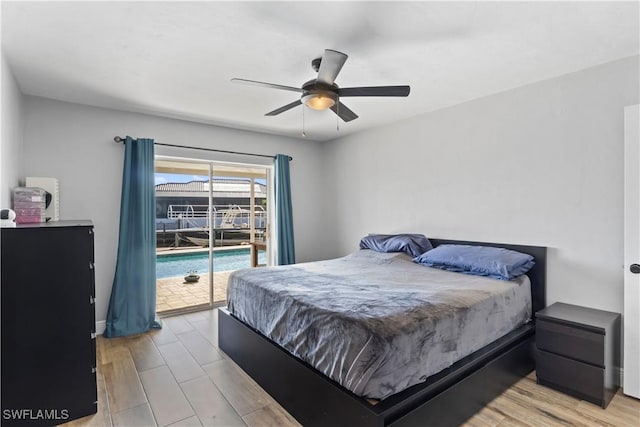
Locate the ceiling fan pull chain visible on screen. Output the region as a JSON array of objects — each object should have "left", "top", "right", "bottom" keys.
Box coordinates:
[
  {"left": 337, "top": 101, "right": 340, "bottom": 132},
  {"left": 302, "top": 105, "right": 307, "bottom": 138}
]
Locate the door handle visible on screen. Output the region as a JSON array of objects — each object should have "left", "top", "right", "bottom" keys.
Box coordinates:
[{"left": 630, "top": 264, "right": 640, "bottom": 274}]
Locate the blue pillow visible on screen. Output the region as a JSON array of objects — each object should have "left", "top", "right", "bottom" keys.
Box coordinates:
[
  {"left": 359, "top": 234, "right": 433, "bottom": 257},
  {"left": 413, "top": 244, "right": 535, "bottom": 280}
]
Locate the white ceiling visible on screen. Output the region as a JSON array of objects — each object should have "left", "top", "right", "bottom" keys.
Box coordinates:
[{"left": 2, "top": 1, "right": 638, "bottom": 142}]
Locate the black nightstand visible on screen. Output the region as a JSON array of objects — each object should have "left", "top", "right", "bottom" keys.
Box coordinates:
[{"left": 535, "top": 302, "right": 620, "bottom": 408}]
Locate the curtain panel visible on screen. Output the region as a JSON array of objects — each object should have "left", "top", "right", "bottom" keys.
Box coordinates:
[
  {"left": 274, "top": 154, "right": 295, "bottom": 265},
  {"left": 104, "top": 136, "right": 161, "bottom": 337}
]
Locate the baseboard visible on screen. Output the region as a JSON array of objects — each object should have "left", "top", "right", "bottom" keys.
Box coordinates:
[
  {"left": 95, "top": 320, "right": 106, "bottom": 335},
  {"left": 617, "top": 367, "right": 624, "bottom": 387}
]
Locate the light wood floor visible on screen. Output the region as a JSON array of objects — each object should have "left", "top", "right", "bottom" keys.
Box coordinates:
[{"left": 64, "top": 309, "right": 640, "bottom": 427}]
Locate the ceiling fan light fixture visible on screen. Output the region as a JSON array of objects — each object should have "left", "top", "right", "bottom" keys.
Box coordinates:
[{"left": 302, "top": 91, "right": 337, "bottom": 110}]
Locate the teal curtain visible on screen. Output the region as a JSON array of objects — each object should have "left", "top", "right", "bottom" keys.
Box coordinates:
[
  {"left": 104, "top": 136, "right": 162, "bottom": 338},
  {"left": 274, "top": 154, "right": 295, "bottom": 265}
]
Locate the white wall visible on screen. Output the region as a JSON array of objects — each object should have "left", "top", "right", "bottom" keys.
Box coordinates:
[
  {"left": 324, "top": 55, "right": 640, "bottom": 316},
  {"left": 1, "top": 53, "right": 24, "bottom": 208},
  {"left": 19, "top": 55, "right": 639, "bottom": 329},
  {"left": 22, "top": 97, "right": 329, "bottom": 327}
]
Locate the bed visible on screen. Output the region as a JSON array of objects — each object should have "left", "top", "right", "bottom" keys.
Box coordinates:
[{"left": 219, "top": 238, "right": 546, "bottom": 426}]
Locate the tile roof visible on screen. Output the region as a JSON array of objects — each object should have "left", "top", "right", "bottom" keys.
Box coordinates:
[{"left": 156, "top": 179, "right": 267, "bottom": 195}]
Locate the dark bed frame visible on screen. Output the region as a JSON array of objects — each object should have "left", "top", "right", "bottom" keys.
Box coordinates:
[{"left": 219, "top": 239, "right": 547, "bottom": 427}]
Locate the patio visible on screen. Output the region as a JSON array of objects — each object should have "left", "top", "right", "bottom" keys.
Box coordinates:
[
  {"left": 155, "top": 241, "right": 267, "bottom": 313},
  {"left": 156, "top": 271, "right": 231, "bottom": 313}
]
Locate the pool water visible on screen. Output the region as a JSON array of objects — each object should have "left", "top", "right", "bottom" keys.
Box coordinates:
[{"left": 156, "top": 249, "right": 266, "bottom": 279}]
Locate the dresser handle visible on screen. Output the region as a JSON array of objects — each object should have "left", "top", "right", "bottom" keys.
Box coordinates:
[{"left": 630, "top": 264, "right": 640, "bottom": 274}]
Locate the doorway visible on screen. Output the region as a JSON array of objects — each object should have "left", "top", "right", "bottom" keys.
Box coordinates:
[
  {"left": 624, "top": 104, "right": 640, "bottom": 398},
  {"left": 154, "top": 157, "right": 271, "bottom": 315}
]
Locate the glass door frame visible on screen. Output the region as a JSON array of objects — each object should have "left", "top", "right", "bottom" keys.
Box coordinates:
[
  {"left": 155, "top": 154, "right": 274, "bottom": 316},
  {"left": 154, "top": 157, "right": 215, "bottom": 317}
]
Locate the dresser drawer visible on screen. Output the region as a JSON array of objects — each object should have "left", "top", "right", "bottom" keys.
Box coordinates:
[
  {"left": 536, "top": 350, "right": 604, "bottom": 405},
  {"left": 536, "top": 319, "right": 604, "bottom": 366}
]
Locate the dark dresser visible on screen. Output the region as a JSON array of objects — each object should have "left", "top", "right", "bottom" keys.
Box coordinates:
[
  {"left": 535, "top": 302, "right": 620, "bottom": 408},
  {"left": 1, "top": 220, "right": 97, "bottom": 426}
]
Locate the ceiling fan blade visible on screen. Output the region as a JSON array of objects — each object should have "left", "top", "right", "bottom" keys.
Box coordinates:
[
  {"left": 231, "top": 78, "right": 303, "bottom": 93},
  {"left": 338, "top": 86, "right": 411, "bottom": 97},
  {"left": 317, "top": 49, "right": 348, "bottom": 86},
  {"left": 265, "top": 99, "right": 302, "bottom": 116},
  {"left": 330, "top": 102, "right": 358, "bottom": 122}
]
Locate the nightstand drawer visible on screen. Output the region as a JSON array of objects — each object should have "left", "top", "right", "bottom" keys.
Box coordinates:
[
  {"left": 537, "top": 319, "right": 604, "bottom": 366},
  {"left": 536, "top": 350, "right": 604, "bottom": 405}
]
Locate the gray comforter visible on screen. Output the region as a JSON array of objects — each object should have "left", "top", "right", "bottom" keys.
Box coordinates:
[{"left": 227, "top": 250, "right": 531, "bottom": 399}]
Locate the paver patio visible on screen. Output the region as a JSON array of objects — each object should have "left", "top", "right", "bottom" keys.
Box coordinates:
[{"left": 156, "top": 270, "right": 232, "bottom": 313}]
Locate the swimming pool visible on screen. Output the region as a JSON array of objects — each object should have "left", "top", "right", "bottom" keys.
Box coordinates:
[{"left": 156, "top": 249, "right": 266, "bottom": 279}]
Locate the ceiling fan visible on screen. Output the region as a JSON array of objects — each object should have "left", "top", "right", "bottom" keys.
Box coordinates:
[{"left": 231, "top": 49, "right": 410, "bottom": 122}]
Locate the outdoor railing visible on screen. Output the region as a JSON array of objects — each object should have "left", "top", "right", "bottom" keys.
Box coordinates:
[{"left": 162, "top": 204, "right": 267, "bottom": 229}]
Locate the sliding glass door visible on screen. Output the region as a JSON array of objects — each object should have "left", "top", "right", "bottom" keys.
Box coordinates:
[
  {"left": 154, "top": 157, "right": 271, "bottom": 315},
  {"left": 209, "top": 164, "right": 270, "bottom": 303}
]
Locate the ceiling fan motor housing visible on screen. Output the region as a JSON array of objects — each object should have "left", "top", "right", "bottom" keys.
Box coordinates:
[{"left": 302, "top": 79, "right": 338, "bottom": 93}]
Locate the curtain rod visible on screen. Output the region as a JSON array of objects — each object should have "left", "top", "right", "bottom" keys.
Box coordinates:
[{"left": 113, "top": 136, "right": 292, "bottom": 161}]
